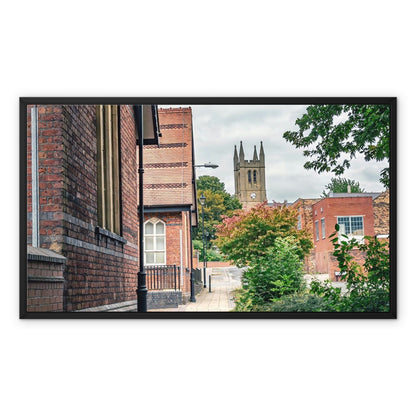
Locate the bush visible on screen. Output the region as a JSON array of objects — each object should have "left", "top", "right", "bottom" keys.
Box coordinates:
[
  {"left": 232, "top": 288, "right": 253, "bottom": 312},
  {"left": 193, "top": 240, "right": 225, "bottom": 262},
  {"left": 234, "top": 237, "right": 305, "bottom": 310},
  {"left": 206, "top": 248, "right": 225, "bottom": 261},
  {"left": 310, "top": 225, "right": 390, "bottom": 312},
  {"left": 261, "top": 292, "right": 332, "bottom": 312}
]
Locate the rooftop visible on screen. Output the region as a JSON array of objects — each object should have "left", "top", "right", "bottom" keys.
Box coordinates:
[{"left": 329, "top": 192, "right": 381, "bottom": 199}]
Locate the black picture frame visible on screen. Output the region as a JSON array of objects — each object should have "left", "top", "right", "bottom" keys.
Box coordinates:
[{"left": 20, "top": 97, "right": 397, "bottom": 319}]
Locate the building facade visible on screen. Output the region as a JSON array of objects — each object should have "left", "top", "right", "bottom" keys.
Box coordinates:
[
  {"left": 26, "top": 104, "right": 157, "bottom": 312},
  {"left": 291, "top": 198, "right": 320, "bottom": 274},
  {"left": 142, "top": 107, "right": 198, "bottom": 301}
]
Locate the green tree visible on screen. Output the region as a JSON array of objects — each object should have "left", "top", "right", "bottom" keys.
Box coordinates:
[
  {"left": 321, "top": 177, "right": 365, "bottom": 198},
  {"left": 283, "top": 104, "right": 390, "bottom": 188},
  {"left": 193, "top": 176, "right": 242, "bottom": 246},
  {"left": 215, "top": 202, "right": 312, "bottom": 268}
]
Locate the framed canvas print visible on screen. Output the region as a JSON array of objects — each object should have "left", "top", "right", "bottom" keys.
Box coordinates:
[{"left": 20, "top": 97, "right": 396, "bottom": 319}]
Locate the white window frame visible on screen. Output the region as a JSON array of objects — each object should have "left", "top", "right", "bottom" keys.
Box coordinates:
[
  {"left": 315, "top": 220, "right": 319, "bottom": 241},
  {"left": 336, "top": 215, "right": 364, "bottom": 242},
  {"left": 321, "top": 218, "right": 326, "bottom": 239},
  {"left": 144, "top": 218, "right": 166, "bottom": 265}
]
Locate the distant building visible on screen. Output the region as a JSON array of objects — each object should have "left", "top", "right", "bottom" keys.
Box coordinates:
[
  {"left": 373, "top": 190, "right": 390, "bottom": 240},
  {"left": 292, "top": 198, "right": 321, "bottom": 274},
  {"left": 234, "top": 141, "right": 267, "bottom": 209}
]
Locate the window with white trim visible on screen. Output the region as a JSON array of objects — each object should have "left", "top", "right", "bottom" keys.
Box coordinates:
[
  {"left": 144, "top": 219, "right": 166, "bottom": 265},
  {"left": 337, "top": 216, "right": 364, "bottom": 241},
  {"left": 315, "top": 220, "right": 319, "bottom": 241},
  {"left": 321, "top": 218, "right": 326, "bottom": 239}
]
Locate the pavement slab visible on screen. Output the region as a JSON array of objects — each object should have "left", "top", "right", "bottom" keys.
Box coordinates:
[{"left": 149, "top": 266, "right": 242, "bottom": 313}]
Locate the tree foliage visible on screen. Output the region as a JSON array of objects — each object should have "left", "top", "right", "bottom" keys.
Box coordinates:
[
  {"left": 321, "top": 177, "right": 365, "bottom": 198},
  {"left": 193, "top": 176, "right": 242, "bottom": 246},
  {"left": 234, "top": 237, "right": 306, "bottom": 310},
  {"left": 215, "top": 202, "right": 313, "bottom": 268},
  {"left": 310, "top": 224, "right": 390, "bottom": 312},
  {"left": 283, "top": 104, "right": 390, "bottom": 188}
]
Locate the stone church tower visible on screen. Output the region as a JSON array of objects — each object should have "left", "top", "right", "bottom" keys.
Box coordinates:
[{"left": 234, "top": 141, "right": 267, "bottom": 209}]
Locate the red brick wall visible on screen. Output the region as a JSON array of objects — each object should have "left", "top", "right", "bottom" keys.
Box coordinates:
[
  {"left": 143, "top": 107, "right": 195, "bottom": 207},
  {"left": 27, "top": 105, "right": 65, "bottom": 249},
  {"left": 27, "top": 260, "right": 64, "bottom": 312},
  {"left": 312, "top": 197, "right": 375, "bottom": 279},
  {"left": 292, "top": 199, "right": 319, "bottom": 273},
  {"left": 144, "top": 211, "right": 192, "bottom": 295},
  {"left": 27, "top": 105, "right": 139, "bottom": 311}
]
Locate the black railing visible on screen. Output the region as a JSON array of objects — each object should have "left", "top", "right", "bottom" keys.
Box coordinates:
[{"left": 145, "top": 265, "right": 181, "bottom": 291}]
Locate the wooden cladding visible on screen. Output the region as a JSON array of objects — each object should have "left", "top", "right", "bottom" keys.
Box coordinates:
[{"left": 96, "top": 105, "right": 121, "bottom": 235}]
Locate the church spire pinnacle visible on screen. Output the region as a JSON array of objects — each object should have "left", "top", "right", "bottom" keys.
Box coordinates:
[
  {"left": 234, "top": 144, "right": 238, "bottom": 169},
  {"left": 253, "top": 145, "right": 258, "bottom": 161},
  {"left": 260, "top": 141, "right": 265, "bottom": 164},
  {"left": 239, "top": 141, "right": 245, "bottom": 161}
]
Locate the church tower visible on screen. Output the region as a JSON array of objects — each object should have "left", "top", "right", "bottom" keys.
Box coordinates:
[{"left": 234, "top": 141, "right": 267, "bottom": 209}]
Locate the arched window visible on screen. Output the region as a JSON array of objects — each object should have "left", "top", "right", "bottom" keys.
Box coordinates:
[
  {"left": 253, "top": 170, "right": 257, "bottom": 183},
  {"left": 248, "top": 170, "right": 252, "bottom": 183},
  {"left": 144, "top": 218, "right": 166, "bottom": 265}
]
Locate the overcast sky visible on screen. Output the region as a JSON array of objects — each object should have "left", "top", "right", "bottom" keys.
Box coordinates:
[{"left": 161, "top": 105, "right": 388, "bottom": 202}]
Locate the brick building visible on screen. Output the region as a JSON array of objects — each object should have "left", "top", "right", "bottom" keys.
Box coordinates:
[
  {"left": 142, "top": 107, "right": 198, "bottom": 301},
  {"left": 291, "top": 198, "right": 320, "bottom": 273},
  {"left": 309, "top": 192, "right": 388, "bottom": 279},
  {"left": 26, "top": 104, "right": 159, "bottom": 312},
  {"left": 373, "top": 190, "right": 390, "bottom": 239},
  {"left": 232, "top": 144, "right": 390, "bottom": 281}
]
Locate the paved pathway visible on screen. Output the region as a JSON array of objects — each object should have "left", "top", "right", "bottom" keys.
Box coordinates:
[{"left": 149, "top": 266, "right": 242, "bottom": 312}]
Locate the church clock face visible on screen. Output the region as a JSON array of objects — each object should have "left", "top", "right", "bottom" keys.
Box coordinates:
[{"left": 250, "top": 192, "right": 257, "bottom": 199}]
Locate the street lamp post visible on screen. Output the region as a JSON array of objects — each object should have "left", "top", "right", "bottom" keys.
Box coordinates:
[
  {"left": 134, "top": 105, "right": 147, "bottom": 312},
  {"left": 194, "top": 163, "right": 219, "bottom": 169},
  {"left": 199, "top": 193, "right": 207, "bottom": 288},
  {"left": 194, "top": 162, "right": 218, "bottom": 293}
]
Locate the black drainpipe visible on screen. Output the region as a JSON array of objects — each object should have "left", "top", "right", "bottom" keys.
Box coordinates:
[{"left": 188, "top": 208, "right": 196, "bottom": 302}]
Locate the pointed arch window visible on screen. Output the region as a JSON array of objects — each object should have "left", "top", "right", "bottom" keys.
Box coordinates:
[
  {"left": 248, "top": 170, "right": 252, "bottom": 183},
  {"left": 253, "top": 170, "right": 257, "bottom": 183},
  {"left": 144, "top": 218, "right": 166, "bottom": 265}
]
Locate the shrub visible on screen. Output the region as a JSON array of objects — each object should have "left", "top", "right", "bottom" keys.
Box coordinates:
[
  {"left": 310, "top": 225, "right": 390, "bottom": 312},
  {"left": 206, "top": 248, "right": 225, "bottom": 261},
  {"left": 234, "top": 237, "right": 305, "bottom": 310},
  {"left": 193, "top": 240, "right": 225, "bottom": 262},
  {"left": 262, "top": 292, "right": 332, "bottom": 312}
]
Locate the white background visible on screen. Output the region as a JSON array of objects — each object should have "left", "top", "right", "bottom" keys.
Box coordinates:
[{"left": 1, "top": 1, "right": 413, "bottom": 415}]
